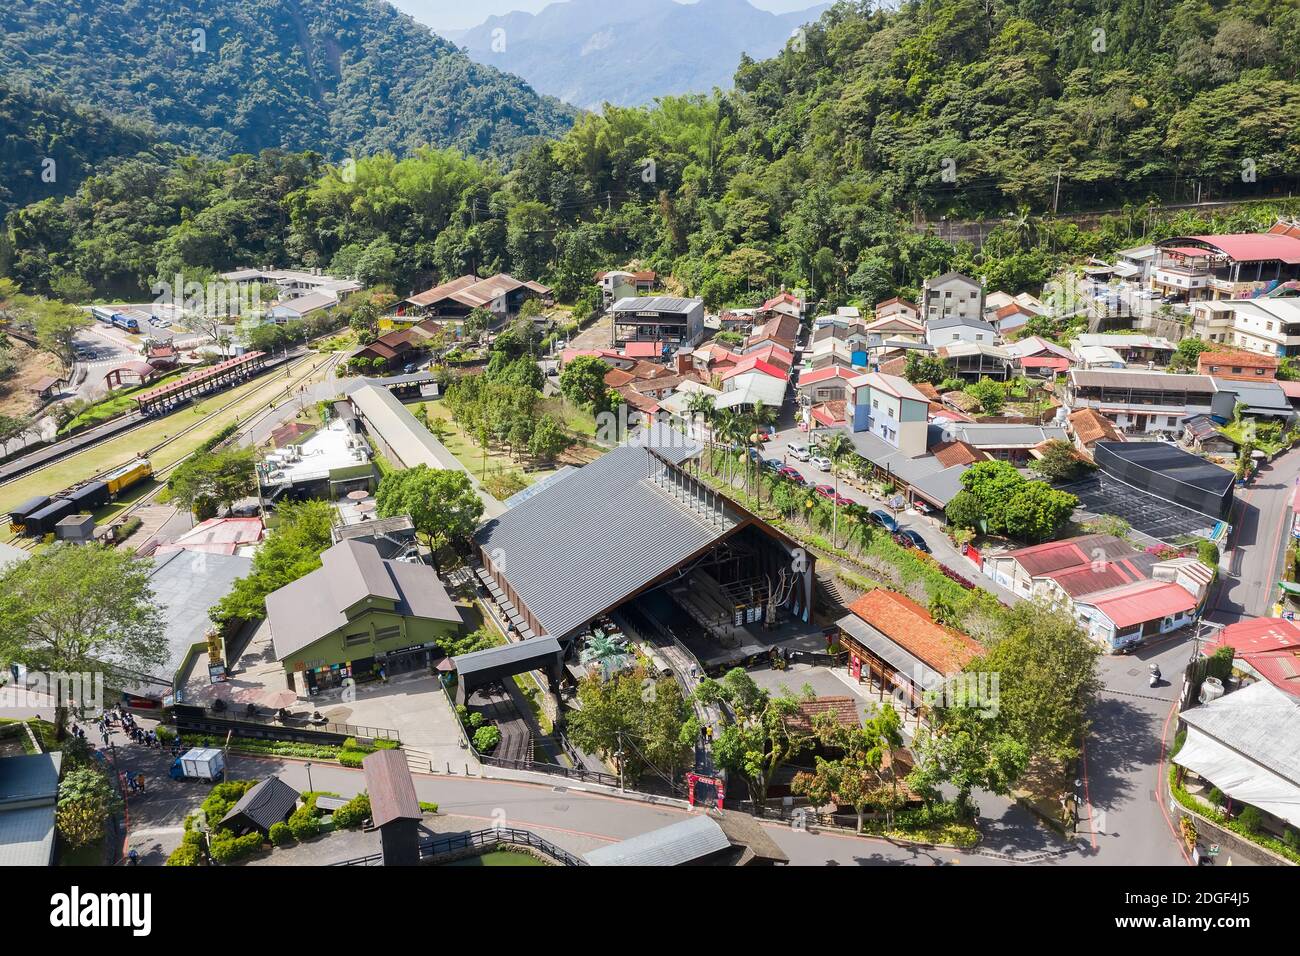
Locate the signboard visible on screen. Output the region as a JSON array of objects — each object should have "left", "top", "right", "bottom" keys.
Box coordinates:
[{"left": 208, "top": 664, "right": 228, "bottom": 684}]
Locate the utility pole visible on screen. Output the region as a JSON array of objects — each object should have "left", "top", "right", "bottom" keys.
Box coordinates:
[
  {"left": 1053, "top": 166, "right": 1062, "bottom": 215},
  {"left": 615, "top": 730, "right": 625, "bottom": 792}
]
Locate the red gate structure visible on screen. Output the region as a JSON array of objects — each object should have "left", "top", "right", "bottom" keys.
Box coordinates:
[{"left": 685, "top": 772, "right": 725, "bottom": 810}]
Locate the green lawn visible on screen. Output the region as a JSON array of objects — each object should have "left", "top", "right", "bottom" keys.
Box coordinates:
[
  {"left": 442, "top": 849, "right": 549, "bottom": 866},
  {"left": 417, "top": 401, "right": 554, "bottom": 491}
]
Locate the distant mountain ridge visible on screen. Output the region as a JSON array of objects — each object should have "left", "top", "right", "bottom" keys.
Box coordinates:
[
  {"left": 0, "top": 0, "right": 577, "bottom": 164},
  {"left": 447, "top": 0, "right": 831, "bottom": 110}
]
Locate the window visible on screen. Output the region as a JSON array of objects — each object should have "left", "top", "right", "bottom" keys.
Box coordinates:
[
  {"left": 374, "top": 625, "right": 401, "bottom": 642},
  {"left": 1255, "top": 368, "right": 1266, "bottom": 376},
  {"left": 344, "top": 632, "right": 370, "bottom": 647},
  {"left": 1232, "top": 367, "right": 1242, "bottom": 374}
]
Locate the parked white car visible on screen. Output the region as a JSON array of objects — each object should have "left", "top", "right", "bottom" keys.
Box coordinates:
[
  {"left": 810, "top": 455, "right": 833, "bottom": 471},
  {"left": 788, "top": 442, "right": 811, "bottom": 461}
]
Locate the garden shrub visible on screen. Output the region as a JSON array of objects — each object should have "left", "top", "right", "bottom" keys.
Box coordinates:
[
  {"left": 467, "top": 712, "right": 485, "bottom": 730},
  {"left": 1237, "top": 806, "right": 1264, "bottom": 835},
  {"left": 269, "top": 822, "right": 294, "bottom": 846},
  {"left": 288, "top": 807, "right": 320, "bottom": 840},
  {"left": 338, "top": 750, "right": 366, "bottom": 768},
  {"left": 419, "top": 802, "right": 438, "bottom": 814},
  {"left": 473, "top": 725, "right": 501, "bottom": 752},
  {"left": 208, "top": 830, "right": 264, "bottom": 864},
  {"left": 332, "top": 793, "right": 371, "bottom": 829},
  {"left": 165, "top": 843, "right": 203, "bottom": 867}
]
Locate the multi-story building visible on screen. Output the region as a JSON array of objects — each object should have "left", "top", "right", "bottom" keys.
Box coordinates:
[
  {"left": 921, "top": 272, "right": 984, "bottom": 323},
  {"left": 611, "top": 296, "right": 705, "bottom": 351},
  {"left": 1196, "top": 346, "right": 1279, "bottom": 381},
  {"left": 1191, "top": 296, "right": 1300, "bottom": 357},
  {"left": 849, "top": 372, "right": 930, "bottom": 458},
  {"left": 1065, "top": 368, "right": 1217, "bottom": 435},
  {"left": 1150, "top": 233, "right": 1300, "bottom": 303}
]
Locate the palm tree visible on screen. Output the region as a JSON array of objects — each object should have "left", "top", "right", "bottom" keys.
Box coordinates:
[
  {"left": 686, "top": 391, "right": 716, "bottom": 470},
  {"left": 748, "top": 400, "right": 777, "bottom": 505},
  {"left": 713, "top": 407, "right": 739, "bottom": 485},
  {"left": 821, "top": 432, "right": 855, "bottom": 548}
]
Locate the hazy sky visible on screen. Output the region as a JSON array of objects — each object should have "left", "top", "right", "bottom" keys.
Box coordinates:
[{"left": 390, "top": 0, "right": 817, "bottom": 33}]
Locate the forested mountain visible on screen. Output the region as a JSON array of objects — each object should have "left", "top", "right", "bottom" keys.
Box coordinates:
[
  {"left": 447, "top": 0, "right": 830, "bottom": 111},
  {"left": 0, "top": 0, "right": 576, "bottom": 162},
  {"left": 0, "top": 80, "right": 173, "bottom": 216},
  {"left": 5, "top": 0, "right": 1300, "bottom": 311}
]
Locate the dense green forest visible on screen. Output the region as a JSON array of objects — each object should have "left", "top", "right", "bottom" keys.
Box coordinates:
[
  {"left": 0, "top": 0, "right": 575, "bottom": 162},
  {"left": 0, "top": 81, "right": 174, "bottom": 216},
  {"left": 4, "top": 0, "right": 1299, "bottom": 308}
]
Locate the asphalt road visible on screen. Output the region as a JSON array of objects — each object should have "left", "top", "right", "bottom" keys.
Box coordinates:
[{"left": 1207, "top": 444, "right": 1300, "bottom": 623}]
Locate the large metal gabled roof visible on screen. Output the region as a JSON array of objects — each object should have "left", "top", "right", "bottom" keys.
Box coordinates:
[{"left": 475, "top": 428, "right": 746, "bottom": 639}]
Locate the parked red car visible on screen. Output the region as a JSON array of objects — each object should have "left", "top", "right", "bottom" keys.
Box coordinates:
[
  {"left": 777, "top": 465, "right": 806, "bottom": 485},
  {"left": 814, "top": 484, "right": 852, "bottom": 506}
]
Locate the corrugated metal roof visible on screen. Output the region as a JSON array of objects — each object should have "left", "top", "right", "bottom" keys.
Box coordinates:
[
  {"left": 585, "top": 814, "right": 731, "bottom": 866},
  {"left": 474, "top": 428, "right": 735, "bottom": 639},
  {"left": 1179, "top": 681, "right": 1300, "bottom": 784},
  {"left": 363, "top": 750, "right": 422, "bottom": 827},
  {"left": 221, "top": 776, "right": 300, "bottom": 832},
  {"left": 611, "top": 295, "right": 702, "bottom": 314},
  {"left": 1068, "top": 369, "right": 1215, "bottom": 392},
  {"left": 452, "top": 635, "right": 563, "bottom": 677}
]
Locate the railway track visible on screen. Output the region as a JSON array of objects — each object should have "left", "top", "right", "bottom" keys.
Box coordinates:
[
  {"left": 109, "top": 351, "right": 343, "bottom": 524},
  {"left": 0, "top": 348, "right": 332, "bottom": 493}
]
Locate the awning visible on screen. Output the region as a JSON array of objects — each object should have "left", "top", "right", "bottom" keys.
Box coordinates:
[
  {"left": 1175, "top": 728, "right": 1300, "bottom": 828},
  {"left": 836, "top": 613, "right": 942, "bottom": 690}
]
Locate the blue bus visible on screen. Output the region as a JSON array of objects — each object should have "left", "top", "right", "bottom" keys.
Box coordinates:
[{"left": 111, "top": 312, "right": 141, "bottom": 333}]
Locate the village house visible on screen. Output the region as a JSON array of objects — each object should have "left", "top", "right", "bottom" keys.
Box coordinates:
[
  {"left": 922, "top": 272, "right": 985, "bottom": 323},
  {"left": 1196, "top": 346, "right": 1279, "bottom": 381},
  {"left": 836, "top": 589, "right": 983, "bottom": 711}
]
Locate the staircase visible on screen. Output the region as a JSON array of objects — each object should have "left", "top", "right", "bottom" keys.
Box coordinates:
[{"left": 404, "top": 746, "right": 434, "bottom": 775}]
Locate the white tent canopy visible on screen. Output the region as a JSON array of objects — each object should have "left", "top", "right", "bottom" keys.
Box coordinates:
[{"left": 1175, "top": 681, "right": 1300, "bottom": 828}]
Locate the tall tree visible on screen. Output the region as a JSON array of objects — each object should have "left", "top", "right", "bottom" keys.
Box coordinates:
[
  {"left": 0, "top": 545, "right": 166, "bottom": 737},
  {"left": 375, "top": 466, "right": 484, "bottom": 573}
]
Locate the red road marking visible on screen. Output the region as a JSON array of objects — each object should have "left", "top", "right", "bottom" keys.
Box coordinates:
[
  {"left": 1156, "top": 696, "right": 1193, "bottom": 866},
  {"left": 1079, "top": 733, "right": 1097, "bottom": 850}
]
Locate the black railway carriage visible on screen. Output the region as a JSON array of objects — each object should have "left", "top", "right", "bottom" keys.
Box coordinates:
[
  {"left": 8, "top": 495, "right": 51, "bottom": 533},
  {"left": 63, "top": 480, "right": 110, "bottom": 513},
  {"left": 24, "top": 498, "right": 79, "bottom": 536}
]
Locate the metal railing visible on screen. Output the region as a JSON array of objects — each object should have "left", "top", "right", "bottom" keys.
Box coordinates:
[
  {"left": 478, "top": 750, "right": 621, "bottom": 789},
  {"left": 332, "top": 827, "right": 586, "bottom": 866},
  {"left": 174, "top": 705, "right": 400, "bottom": 744}
]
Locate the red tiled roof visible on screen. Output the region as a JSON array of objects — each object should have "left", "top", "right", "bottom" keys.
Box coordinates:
[
  {"left": 913, "top": 382, "right": 940, "bottom": 401},
  {"left": 1080, "top": 579, "right": 1198, "bottom": 629},
  {"left": 604, "top": 368, "right": 636, "bottom": 388},
  {"left": 931, "top": 440, "right": 987, "bottom": 468},
  {"left": 846, "top": 590, "right": 983, "bottom": 676},
  {"left": 787, "top": 697, "right": 861, "bottom": 735},
  {"left": 874, "top": 296, "right": 918, "bottom": 313},
  {"left": 1069, "top": 408, "right": 1124, "bottom": 446},
  {"left": 1214, "top": 618, "right": 1300, "bottom": 697},
  {"left": 878, "top": 356, "right": 907, "bottom": 377},
  {"left": 797, "top": 365, "right": 858, "bottom": 386},
  {"left": 810, "top": 401, "right": 848, "bottom": 428}
]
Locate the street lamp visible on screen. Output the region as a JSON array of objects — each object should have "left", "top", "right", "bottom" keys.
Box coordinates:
[{"left": 304, "top": 761, "right": 314, "bottom": 794}]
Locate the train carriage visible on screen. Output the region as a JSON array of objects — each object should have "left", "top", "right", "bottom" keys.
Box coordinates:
[
  {"left": 8, "top": 495, "right": 51, "bottom": 534},
  {"left": 102, "top": 457, "right": 153, "bottom": 496},
  {"left": 24, "top": 498, "right": 78, "bottom": 537}
]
